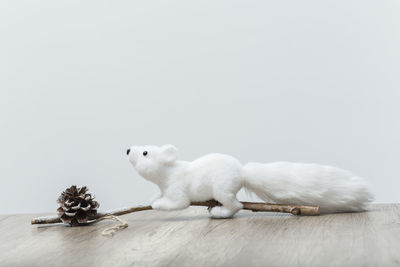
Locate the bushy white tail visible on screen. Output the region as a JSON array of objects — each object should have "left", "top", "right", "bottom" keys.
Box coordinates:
[{"left": 242, "top": 162, "right": 374, "bottom": 213}]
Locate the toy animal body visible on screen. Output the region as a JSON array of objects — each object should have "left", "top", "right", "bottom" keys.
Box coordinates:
[{"left": 127, "top": 145, "right": 373, "bottom": 218}]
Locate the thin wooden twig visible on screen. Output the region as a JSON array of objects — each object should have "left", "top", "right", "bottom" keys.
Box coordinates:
[{"left": 31, "top": 200, "right": 319, "bottom": 225}]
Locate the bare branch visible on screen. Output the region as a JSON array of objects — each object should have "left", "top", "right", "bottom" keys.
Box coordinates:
[{"left": 31, "top": 200, "right": 319, "bottom": 225}]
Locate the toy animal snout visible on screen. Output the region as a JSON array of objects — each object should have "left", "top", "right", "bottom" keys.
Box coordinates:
[{"left": 126, "top": 148, "right": 131, "bottom": 155}]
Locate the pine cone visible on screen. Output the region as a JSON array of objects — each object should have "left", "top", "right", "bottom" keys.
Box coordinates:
[{"left": 57, "top": 185, "right": 99, "bottom": 225}]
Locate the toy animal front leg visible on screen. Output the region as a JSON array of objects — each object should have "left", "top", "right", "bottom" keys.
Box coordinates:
[{"left": 151, "top": 197, "right": 190, "bottom": 211}]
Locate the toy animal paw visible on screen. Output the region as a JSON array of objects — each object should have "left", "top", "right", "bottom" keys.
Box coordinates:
[
  {"left": 151, "top": 198, "right": 166, "bottom": 210},
  {"left": 209, "top": 206, "right": 235, "bottom": 218},
  {"left": 151, "top": 198, "right": 188, "bottom": 211}
]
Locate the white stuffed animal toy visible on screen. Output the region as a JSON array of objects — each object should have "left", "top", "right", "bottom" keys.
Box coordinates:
[{"left": 127, "top": 145, "right": 373, "bottom": 218}]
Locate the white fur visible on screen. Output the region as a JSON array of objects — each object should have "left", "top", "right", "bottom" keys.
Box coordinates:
[{"left": 128, "top": 145, "right": 374, "bottom": 218}]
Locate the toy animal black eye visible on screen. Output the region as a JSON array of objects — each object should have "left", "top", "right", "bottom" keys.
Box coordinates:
[{"left": 143, "top": 151, "right": 148, "bottom": 156}]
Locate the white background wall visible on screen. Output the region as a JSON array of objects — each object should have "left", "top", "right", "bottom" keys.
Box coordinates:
[{"left": 1, "top": 0, "right": 399, "bottom": 214}]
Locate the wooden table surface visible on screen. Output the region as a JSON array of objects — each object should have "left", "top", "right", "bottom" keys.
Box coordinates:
[{"left": 0, "top": 204, "right": 399, "bottom": 267}]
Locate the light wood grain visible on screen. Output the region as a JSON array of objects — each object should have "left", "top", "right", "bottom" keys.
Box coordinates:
[{"left": 0, "top": 204, "right": 399, "bottom": 267}]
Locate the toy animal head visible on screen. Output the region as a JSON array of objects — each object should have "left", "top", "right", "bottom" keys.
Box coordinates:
[{"left": 126, "top": 144, "right": 178, "bottom": 182}]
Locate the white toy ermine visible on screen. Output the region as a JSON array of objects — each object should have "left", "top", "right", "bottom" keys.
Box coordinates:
[{"left": 127, "top": 145, "right": 373, "bottom": 218}]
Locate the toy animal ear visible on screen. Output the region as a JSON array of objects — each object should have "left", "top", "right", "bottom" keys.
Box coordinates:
[{"left": 161, "top": 144, "right": 178, "bottom": 163}]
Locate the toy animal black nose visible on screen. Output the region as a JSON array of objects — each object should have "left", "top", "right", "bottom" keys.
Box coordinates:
[{"left": 126, "top": 149, "right": 131, "bottom": 155}]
